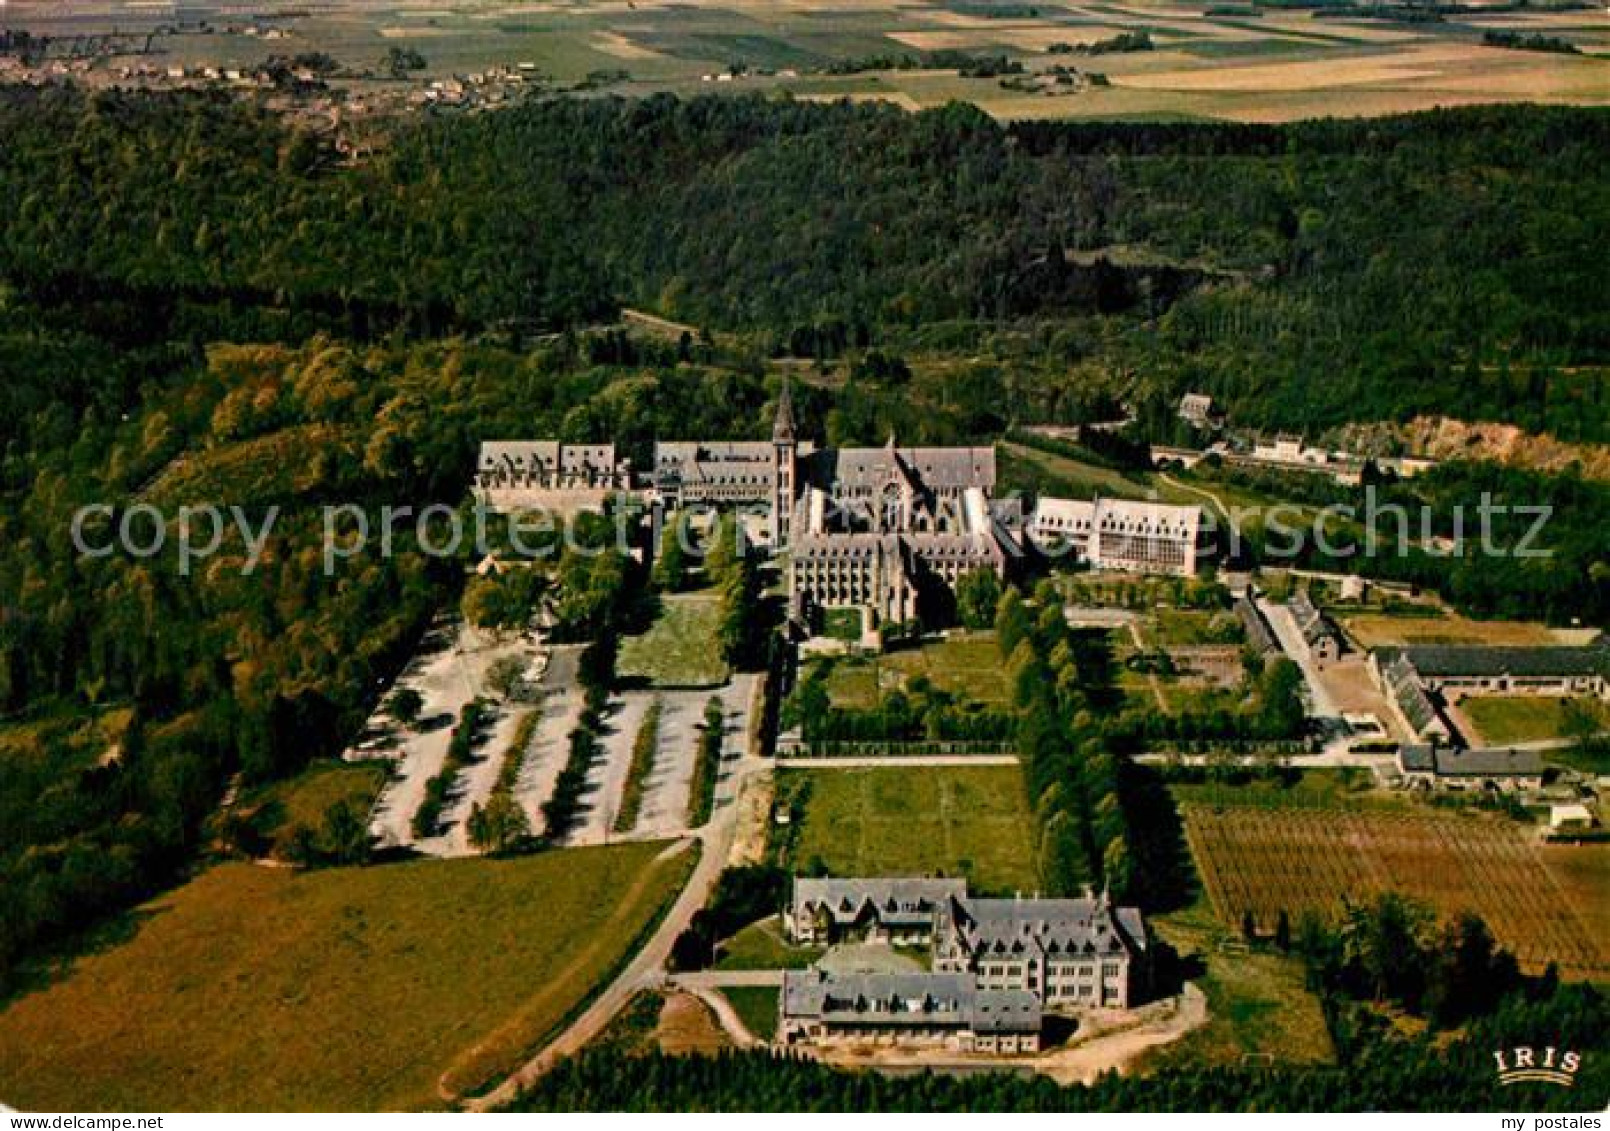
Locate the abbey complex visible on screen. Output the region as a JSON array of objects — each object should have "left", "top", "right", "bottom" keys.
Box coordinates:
[{"left": 476, "top": 383, "right": 1207, "bottom": 632}]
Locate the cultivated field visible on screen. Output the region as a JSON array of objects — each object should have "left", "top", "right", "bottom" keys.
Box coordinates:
[
  {"left": 10, "top": 1, "right": 1609, "bottom": 123},
  {"left": 618, "top": 592, "right": 729, "bottom": 688},
  {"left": 1181, "top": 801, "right": 1609, "bottom": 980},
  {"left": 0, "top": 843, "right": 694, "bottom": 1111},
  {"left": 779, "top": 765, "right": 1038, "bottom": 894}
]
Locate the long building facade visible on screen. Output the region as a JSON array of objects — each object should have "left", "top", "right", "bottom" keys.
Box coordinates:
[
  {"left": 477, "top": 384, "right": 1206, "bottom": 627},
  {"left": 785, "top": 878, "right": 1148, "bottom": 1011},
  {"left": 779, "top": 970, "right": 1041, "bottom": 1054}
]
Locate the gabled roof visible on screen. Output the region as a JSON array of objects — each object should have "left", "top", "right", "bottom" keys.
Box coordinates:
[
  {"left": 809, "top": 446, "right": 996, "bottom": 494},
  {"left": 781, "top": 970, "right": 1040, "bottom": 1034},
  {"left": 792, "top": 877, "right": 968, "bottom": 928},
  {"left": 1380, "top": 644, "right": 1609, "bottom": 680},
  {"left": 944, "top": 894, "right": 1148, "bottom": 960}
]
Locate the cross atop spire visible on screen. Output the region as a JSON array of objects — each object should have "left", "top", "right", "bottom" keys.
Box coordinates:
[{"left": 773, "top": 372, "right": 796, "bottom": 444}]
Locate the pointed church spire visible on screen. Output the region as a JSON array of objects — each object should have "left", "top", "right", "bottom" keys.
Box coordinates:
[{"left": 773, "top": 372, "right": 796, "bottom": 444}]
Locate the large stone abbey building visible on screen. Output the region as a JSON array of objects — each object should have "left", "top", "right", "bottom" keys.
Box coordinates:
[{"left": 475, "top": 381, "right": 1205, "bottom": 627}]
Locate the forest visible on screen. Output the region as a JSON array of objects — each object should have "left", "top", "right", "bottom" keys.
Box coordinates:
[{"left": 0, "top": 89, "right": 1607, "bottom": 440}]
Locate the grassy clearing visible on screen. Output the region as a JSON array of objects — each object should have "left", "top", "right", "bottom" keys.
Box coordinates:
[
  {"left": 1143, "top": 895, "right": 1334, "bottom": 1070},
  {"left": 1000, "top": 440, "right": 1155, "bottom": 501},
  {"left": 619, "top": 594, "right": 729, "bottom": 687},
  {"left": 237, "top": 759, "right": 388, "bottom": 859},
  {"left": 781, "top": 765, "right": 1037, "bottom": 895},
  {"left": 1, "top": 707, "right": 133, "bottom": 841},
  {"left": 819, "top": 631, "right": 1009, "bottom": 709},
  {"left": 715, "top": 916, "right": 819, "bottom": 972},
  {"left": 0, "top": 842, "right": 693, "bottom": 1111},
  {"left": 1460, "top": 695, "right": 1583, "bottom": 746},
  {"left": 1341, "top": 612, "right": 1562, "bottom": 649},
  {"left": 722, "top": 986, "right": 781, "bottom": 1043}
]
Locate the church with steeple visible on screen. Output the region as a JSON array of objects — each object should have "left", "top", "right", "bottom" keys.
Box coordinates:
[
  {"left": 479, "top": 375, "right": 1202, "bottom": 637},
  {"left": 652, "top": 377, "right": 1008, "bottom": 631}
]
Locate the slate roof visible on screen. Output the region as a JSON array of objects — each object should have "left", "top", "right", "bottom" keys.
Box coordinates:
[
  {"left": 1236, "top": 597, "right": 1280, "bottom": 655},
  {"left": 478, "top": 441, "right": 617, "bottom": 477},
  {"left": 792, "top": 877, "right": 968, "bottom": 930},
  {"left": 1290, "top": 590, "right": 1344, "bottom": 651},
  {"left": 1379, "top": 644, "right": 1609, "bottom": 680},
  {"left": 943, "top": 895, "right": 1148, "bottom": 961},
  {"left": 1430, "top": 746, "right": 1544, "bottom": 777},
  {"left": 781, "top": 970, "right": 1040, "bottom": 1035},
  {"left": 1398, "top": 745, "right": 1544, "bottom": 777},
  {"left": 807, "top": 446, "right": 996, "bottom": 494}
]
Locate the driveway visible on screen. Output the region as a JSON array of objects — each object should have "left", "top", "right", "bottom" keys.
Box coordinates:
[{"left": 1257, "top": 596, "right": 1343, "bottom": 721}]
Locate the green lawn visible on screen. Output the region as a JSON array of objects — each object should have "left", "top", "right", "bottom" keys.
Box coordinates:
[
  {"left": 1146, "top": 609, "right": 1245, "bottom": 649},
  {"left": 721, "top": 986, "right": 780, "bottom": 1043},
  {"left": 715, "top": 916, "right": 819, "bottom": 972},
  {"left": 999, "top": 441, "right": 1155, "bottom": 501},
  {"left": 618, "top": 593, "right": 730, "bottom": 687},
  {"left": 0, "top": 842, "right": 694, "bottom": 1111},
  {"left": 818, "top": 631, "right": 1009, "bottom": 708},
  {"left": 237, "top": 759, "right": 388, "bottom": 859},
  {"left": 1461, "top": 695, "right": 1591, "bottom": 747},
  {"left": 1141, "top": 896, "right": 1334, "bottom": 1071},
  {"left": 780, "top": 765, "right": 1037, "bottom": 895}
]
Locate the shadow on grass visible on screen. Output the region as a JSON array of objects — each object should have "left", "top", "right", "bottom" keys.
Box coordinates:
[{"left": 0, "top": 902, "right": 171, "bottom": 1010}]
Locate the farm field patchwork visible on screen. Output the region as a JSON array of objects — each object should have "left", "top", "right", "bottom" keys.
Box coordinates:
[
  {"left": 8, "top": 1, "right": 1609, "bottom": 122},
  {"left": 779, "top": 765, "right": 1037, "bottom": 895},
  {"left": 1180, "top": 801, "right": 1609, "bottom": 980},
  {"left": 0, "top": 842, "right": 694, "bottom": 1111}
]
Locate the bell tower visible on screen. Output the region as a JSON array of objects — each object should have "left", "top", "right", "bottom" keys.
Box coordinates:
[{"left": 772, "top": 374, "right": 797, "bottom": 546}]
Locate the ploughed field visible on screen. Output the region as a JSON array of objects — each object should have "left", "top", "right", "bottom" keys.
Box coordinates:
[{"left": 1181, "top": 802, "right": 1608, "bottom": 981}]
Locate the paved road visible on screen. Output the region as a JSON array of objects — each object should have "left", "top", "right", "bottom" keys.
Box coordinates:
[
  {"left": 670, "top": 970, "right": 785, "bottom": 989},
  {"left": 468, "top": 742, "right": 769, "bottom": 1111},
  {"left": 1257, "top": 596, "right": 1344, "bottom": 721},
  {"left": 684, "top": 986, "right": 763, "bottom": 1049}
]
